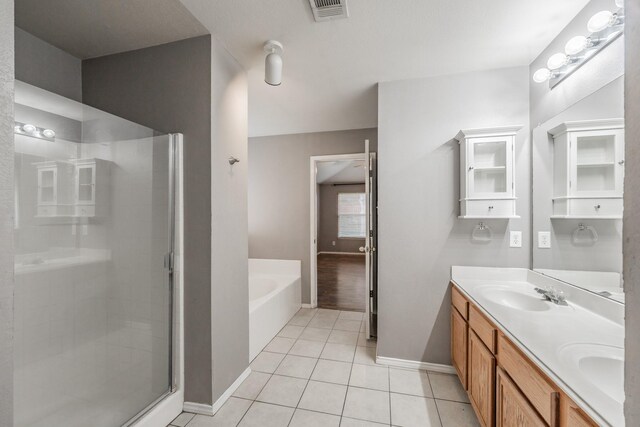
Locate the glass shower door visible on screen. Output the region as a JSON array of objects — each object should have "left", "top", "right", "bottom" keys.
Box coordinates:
[{"left": 13, "top": 81, "right": 174, "bottom": 427}]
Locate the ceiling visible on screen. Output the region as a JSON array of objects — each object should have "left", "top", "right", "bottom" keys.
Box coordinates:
[
  {"left": 181, "top": 0, "right": 589, "bottom": 137},
  {"left": 16, "top": 0, "right": 208, "bottom": 59},
  {"left": 316, "top": 160, "right": 366, "bottom": 184}
]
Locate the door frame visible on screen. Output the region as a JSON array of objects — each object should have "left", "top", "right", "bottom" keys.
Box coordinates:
[{"left": 309, "top": 153, "right": 367, "bottom": 309}]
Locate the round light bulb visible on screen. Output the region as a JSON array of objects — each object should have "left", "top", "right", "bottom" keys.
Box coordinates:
[
  {"left": 565, "top": 36, "right": 590, "bottom": 55},
  {"left": 22, "top": 124, "right": 36, "bottom": 133},
  {"left": 547, "top": 53, "right": 569, "bottom": 70},
  {"left": 42, "top": 129, "right": 56, "bottom": 138},
  {"left": 588, "top": 11, "right": 615, "bottom": 33},
  {"left": 615, "top": 0, "right": 624, "bottom": 8},
  {"left": 533, "top": 68, "right": 552, "bottom": 83}
]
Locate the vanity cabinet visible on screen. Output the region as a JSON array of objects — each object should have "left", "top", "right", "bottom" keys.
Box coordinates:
[
  {"left": 549, "top": 119, "right": 624, "bottom": 219},
  {"left": 34, "top": 161, "right": 75, "bottom": 217},
  {"left": 456, "top": 126, "right": 522, "bottom": 219},
  {"left": 450, "top": 282, "right": 597, "bottom": 427}
]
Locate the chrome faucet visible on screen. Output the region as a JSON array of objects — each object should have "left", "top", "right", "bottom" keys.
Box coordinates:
[{"left": 534, "top": 286, "right": 567, "bottom": 305}]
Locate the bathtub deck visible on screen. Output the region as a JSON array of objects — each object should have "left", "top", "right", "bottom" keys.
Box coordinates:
[{"left": 317, "top": 254, "right": 365, "bottom": 312}]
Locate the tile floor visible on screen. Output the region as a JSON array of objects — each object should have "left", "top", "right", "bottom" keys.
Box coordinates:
[{"left": 168, "top": 308, "right": 480, "bottom": 427}]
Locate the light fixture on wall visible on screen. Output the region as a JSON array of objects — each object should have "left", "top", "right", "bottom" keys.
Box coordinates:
[
  {"left": 14, "top": 121, "right": 56, "bottom": 141},
  {"left": 264, "top": 40, "right": 284, "bottom": 86},
  {"left": 532, "top": 4, "right": 624, "bottom": 88}
]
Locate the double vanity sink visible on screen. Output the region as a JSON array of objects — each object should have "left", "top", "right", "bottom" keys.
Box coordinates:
[{"left": 451, "top": 266, "right": 624, "bottom": 426}]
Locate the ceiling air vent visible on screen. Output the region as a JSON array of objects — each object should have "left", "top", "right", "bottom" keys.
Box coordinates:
[{"left": 308, "top": 0, "right": 349, "bottom": 22}]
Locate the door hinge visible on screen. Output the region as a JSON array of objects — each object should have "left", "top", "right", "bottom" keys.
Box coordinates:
[{"left": 370, "top": 290, "right": 374, "bottom": 298}]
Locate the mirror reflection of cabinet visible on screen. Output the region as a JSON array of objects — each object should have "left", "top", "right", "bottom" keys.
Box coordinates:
[
  {"left": 71, "top": 159, "right": 108, "bottom": 217},
  {"left": 457, "top": 126, "right": 522, "bottom": 218},
  {"left": 549, "top": 119, "right": 624, "bottom": 219},
  {"left": 35, "top": 161, "right": 75, "bottom": 217}
]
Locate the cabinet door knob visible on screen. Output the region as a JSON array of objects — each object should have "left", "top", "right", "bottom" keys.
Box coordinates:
[
  {"left": 619, "top": 160, "right": 625, "bottom": 165},
  {"left": 468, "top": 166, "right": 474, "bottom": 171}
]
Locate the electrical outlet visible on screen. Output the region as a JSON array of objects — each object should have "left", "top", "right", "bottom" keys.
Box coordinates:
[
  {"left": 510, "top": 231, "right": 522, "bottom": 248},
  {"left": 538, "top": 231, "right": 551, "bottom": 248}
]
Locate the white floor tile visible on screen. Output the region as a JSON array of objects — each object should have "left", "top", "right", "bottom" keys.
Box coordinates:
[
  {"left": 389, "top": 368, "right": 433, "bottom": 397},
  {"left": 250, "top": 352, "right": 285, "bottom": 374},
  {"left": 238, "top": 402, "right": 294, "bottom": 427},
  {"left": 435, "top": 399, "right": 480, "bottom": 427},
  {"left": 208, "top": 397, "right": 252, "bottom": 426},
  {"left": 300, "top": 327, "right": 332, "bottom": 342},
  {"left": 339, "top": 311, "right": 364, "bottom": 321},
  {"left": 233, "top": 371, "right": 271, "bottom": 400},
  {"left": 390, "top": 393, "right": 441, "bottom": 427},
  {"left": 342, "top": 387, "right": 391, "bottom": 424},
  {"left": 428, "top": 372, "right": 469, "bottom": 403},
  {"left": 256, "top": 374, "right": 308, "bottom": 407},
  {"left": 264, "top": 336, "right": 296, "bottom": 354},
  {"left": 170, "top": 412, "right": 195, "bottom": 427},
  {"left": 321, "top": 343, "right": 356, "bottom": 362},
  {"left": 311, "top": 359, "right": 353, "bottom": 385},
  {"left": 289, "top": 316, "right": 313, "bottom": 327},
  {"left": 353, "top": 346, "right": 377, "bottom": 366},
  {"left": 308, "top": 316, "right": 338, "bottom": 329},
  {"left": 333, "top": 319, "right": 362, "bottom": 332},
  {"left": 316, "top": 309, "right": 341, "bottom": 319},
  {"left": 349, "top": 364, "right": 389, "bottom": 391},
  {"left": 289, "top": 409, "right": 341, "bottom": 427},
  {"left": 275, "top": 355, "right": 318, "bottom": 379},
  {"left": 328, "top": 330, "right": 359, "bottom": 345},
  {"left": 277, "top": 325, "right": 304, "bottom": 339},
  {"left": 298, "top": 380, "right": 348, "bottom": 415},
  {"left": 339, "top": 417, "right": 388, "bottom": 426},
  {"left": 289, "top": 339, "right": 325, "bottom": 358}
]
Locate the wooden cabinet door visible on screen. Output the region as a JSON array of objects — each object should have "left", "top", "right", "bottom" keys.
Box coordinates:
[
  {"left": 469, "top": 330, "right": 495, "bottom": 427},
  {"left": 451, "top": 306, "right": 468, "bottom": 389},
  {"left": 497, "top": 368, "right": 546, "bottom": 427}
]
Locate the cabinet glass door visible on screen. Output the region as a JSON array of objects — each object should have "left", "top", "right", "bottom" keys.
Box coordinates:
[
  {"left": 77, "top": 165, "right": 94, "bottom": 203},
  {"left": 572, "top": 131, "right": 621, "bottom": 195},
  {"left": 38, "top": 169, "right": 56, "bottom": 203},
  {"left": 469, "top": 138, "right": 509, "bottom": 196}
]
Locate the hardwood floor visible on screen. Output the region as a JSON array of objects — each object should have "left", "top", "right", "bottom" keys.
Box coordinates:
[{"left": 317, "top": 253, "right": 366, "bottom": 312}]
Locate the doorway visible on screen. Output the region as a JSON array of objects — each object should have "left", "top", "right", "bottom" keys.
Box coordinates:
[{"left": 310, "top": 143, "right": 377, "bottom": 338}]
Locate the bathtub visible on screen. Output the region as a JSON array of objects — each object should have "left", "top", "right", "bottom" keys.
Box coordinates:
[{"left": 249, "top": 258, "right": 302, "bottom": 360}]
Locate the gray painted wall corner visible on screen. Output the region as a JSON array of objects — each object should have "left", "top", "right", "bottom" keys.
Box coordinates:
[
  {"left": 624, "top": 0, "right": 640, "bottom": 423},
  {"left": 0, "top": 1, "right": 14, "bottom": 425}
]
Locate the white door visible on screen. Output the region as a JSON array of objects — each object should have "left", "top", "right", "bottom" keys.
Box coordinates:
[{"left": 364, "top": 140, "right": 377, "bottom": 339}]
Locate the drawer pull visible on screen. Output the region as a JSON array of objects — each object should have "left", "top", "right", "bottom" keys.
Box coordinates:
[
  {"left": 488, "top": 206, "right": 494, "bottom": 210},
  {"left": 594, "top": 204, "right": 601, "bottom": 210}
]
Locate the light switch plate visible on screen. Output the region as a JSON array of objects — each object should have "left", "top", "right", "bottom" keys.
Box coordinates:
[
  {"left": 510, "top": 231, "right": 522, "bottom": 248},
  {"left": 538, "top": 231, "right": 551, "bottom": 248}
]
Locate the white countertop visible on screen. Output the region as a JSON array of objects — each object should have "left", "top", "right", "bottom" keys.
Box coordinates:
[{"left": 451, "top": 266, "right": 624, "bottom": 427}]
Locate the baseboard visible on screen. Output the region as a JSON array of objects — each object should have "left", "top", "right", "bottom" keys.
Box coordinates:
[
  {"left": 317, "top": 251, "right": 364, "bottom": 256},
  {"left": 182, "top": 402, "right": 214, "bottom": 416},
  {"left": 184, "top": 367, "right": 251, "bottom": 416},
  {"left": 301, "top": 303, "right": 314, "bottom": 308},
  {"left": 375, "top": 356, "right": 456, "bottom": 374}
]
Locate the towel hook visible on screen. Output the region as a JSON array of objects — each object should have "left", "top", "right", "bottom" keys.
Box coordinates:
[{"left": 572, "top": 223, "right": 598, "bottom": 245}]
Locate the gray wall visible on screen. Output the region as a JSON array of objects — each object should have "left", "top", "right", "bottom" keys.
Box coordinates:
[
  {"left": 377, "top": 67, "right": 530, "bottom": 364},
  {"left": 532, "top": 78, "right": 624, "bottom": 273},
  {"left": 319, "top": 184, "right": 366, "bottom": 253},
  {"left": 0, "top": 1, "right": 14, "bottom": 425},
  {"left": 249, "top": 128, "right": 377, "bottom": 304},
  {"left": 529, "top": 0, "right": 624, "bottom": 127},
  {"left": 209, "top": 39, "right": 249, "bottom": 402},
  {"left": 15, "top": 27, "right": 81, "bottom": 102},
  {"left": 625, "top": 0, "right": 640, "bottom": 422},
  {"left": 82, "top": 36, "right": 214, "bottom": 404}
]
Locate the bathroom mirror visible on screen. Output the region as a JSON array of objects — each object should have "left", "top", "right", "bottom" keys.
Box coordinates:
[{"left": 532, "top": 77, "right": 624, "bottom": 303}]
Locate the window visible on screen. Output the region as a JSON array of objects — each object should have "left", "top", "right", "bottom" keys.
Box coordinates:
[{"left": 338, "top": 192, "right": 366, "bottom": 238}]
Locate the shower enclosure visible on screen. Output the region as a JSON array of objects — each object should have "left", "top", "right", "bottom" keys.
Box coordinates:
[{"left": 13, "top": 81, "right": 179, "bottom": 427}]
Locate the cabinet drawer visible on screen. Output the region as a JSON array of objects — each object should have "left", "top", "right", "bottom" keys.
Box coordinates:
[
  {"left": 560, "top": 394, "right": 597, "bottom": 427},
  {"left": 451, "top": 284, "right": 469, "bottom": 320},
  {"left": 75, "top": 205, "right": 95, "bottom": 217},
  {"left": 469, "top": 304, "right": 496, "bottom": 354},
  {"left": 568, "top": 198, "right": 622, "bottom": 217},
  {"left": 465, "top": 199, "right": 515, "bottom": 217},
  {"left": 498, "top": 334, "right": 559, "bottom": 426}
]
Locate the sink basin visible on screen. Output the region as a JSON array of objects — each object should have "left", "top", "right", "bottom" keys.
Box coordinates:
[
  {"left": 560, "top": 343, "right": 624, "bottom": 403},
  {"left": 478, "top": 287, "right": 551, "bottom": 312}
]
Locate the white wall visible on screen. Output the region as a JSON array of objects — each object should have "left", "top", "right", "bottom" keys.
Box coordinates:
[
  {"left": 377, "top": 67, "right": 530, "bottom": 364},
  {"left": 624, "top": 0, "right": 640, "bottom": 423},
  {"left": 210, "top": 39, "right": 250, "bottom": 402}
]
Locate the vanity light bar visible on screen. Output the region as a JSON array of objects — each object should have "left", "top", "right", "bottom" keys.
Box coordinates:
[
  {"left": 533, "top": 5, "right": 624, "bottom": 88},
  {"left": 14, "top": 121, "right": 56, "bottom": 141}
]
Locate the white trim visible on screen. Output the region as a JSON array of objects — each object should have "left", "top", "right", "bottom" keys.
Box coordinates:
[
  {"left": 310, "top": 153, "right": 367, "bottom": 309},
  {"left": 375, "top": 356, "right": 456, "bottom": 374},
  {"left": 317, "top": 251, "right": 364, "bottom": 256},
  {"left": 301, "top": 303, "right": 314, "bottom": 308},
  {"left": 183, "top": 402, "right": 214, "bottom": 416}
]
